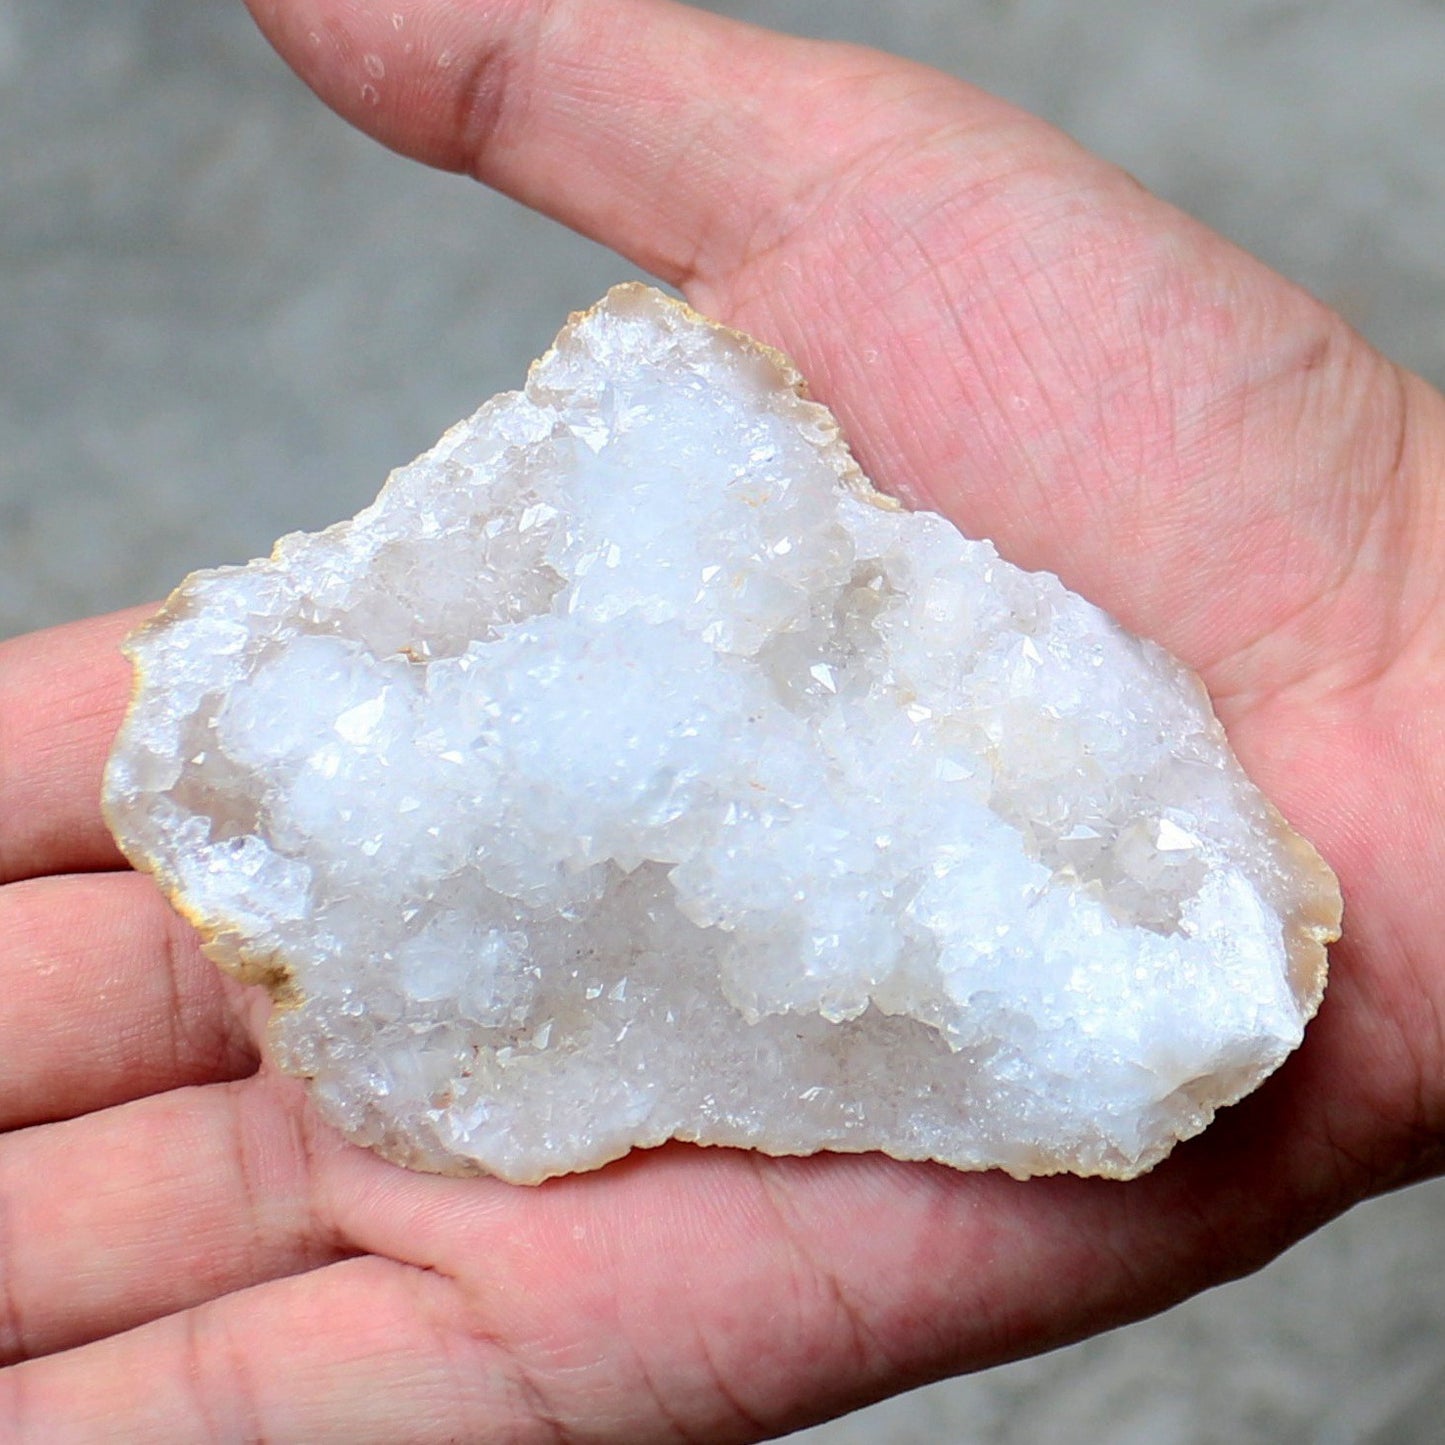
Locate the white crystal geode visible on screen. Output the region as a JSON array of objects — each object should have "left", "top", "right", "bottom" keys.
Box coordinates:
[{"left": 104, "top": 285, "right": 1340, "bottom": 1183}]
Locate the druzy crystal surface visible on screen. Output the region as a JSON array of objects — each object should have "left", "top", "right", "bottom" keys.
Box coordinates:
[{"left": 104, "top": 285, "right": 1340, "bottom": 1183}]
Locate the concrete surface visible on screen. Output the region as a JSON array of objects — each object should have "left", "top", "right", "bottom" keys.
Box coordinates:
[{"left": 3, "top": 2, "right": 1443, "bottom": 1440}]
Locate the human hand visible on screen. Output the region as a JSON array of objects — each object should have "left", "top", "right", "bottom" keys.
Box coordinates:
[{"left": 4, "top": 0, "right": 1444, "bottom": 1437}]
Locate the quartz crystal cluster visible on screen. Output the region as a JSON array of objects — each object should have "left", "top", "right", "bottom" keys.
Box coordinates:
[{"left": 104, "top": 285, "right": 1341, "bottom": 1183}]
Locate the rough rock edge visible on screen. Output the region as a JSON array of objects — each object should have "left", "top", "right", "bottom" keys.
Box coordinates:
[{"left": 102, "top": 284, "right": 1344, "bottom": 1183}]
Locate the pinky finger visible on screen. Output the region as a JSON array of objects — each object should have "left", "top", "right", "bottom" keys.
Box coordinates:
[{"left": 1, "top": 1256, "right": 531, "bottom": 1445}]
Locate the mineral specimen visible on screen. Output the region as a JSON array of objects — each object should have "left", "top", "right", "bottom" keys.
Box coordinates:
[{"left": 104, "top": 285, "right": 1341, "bottom": 1183}]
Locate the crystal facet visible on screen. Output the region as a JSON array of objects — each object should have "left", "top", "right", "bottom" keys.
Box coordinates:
[{"left": 104, "top": 285, "right": 1340, "bottom": 1183}]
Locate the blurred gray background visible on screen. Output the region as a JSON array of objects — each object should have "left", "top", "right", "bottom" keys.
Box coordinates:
[{"left": 3, "top": 2, "right": 1443, "bottom": 1440}]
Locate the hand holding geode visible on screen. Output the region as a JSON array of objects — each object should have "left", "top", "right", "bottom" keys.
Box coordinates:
[{"left": 103, "top": 286, "right": 1341, "bottom": 1184}]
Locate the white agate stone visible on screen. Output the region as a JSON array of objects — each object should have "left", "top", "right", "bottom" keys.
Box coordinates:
[{"left": 104, "top": 285, "right": 1340, "bottom": 1183}]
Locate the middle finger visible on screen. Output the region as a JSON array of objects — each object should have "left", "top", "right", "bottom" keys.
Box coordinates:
[{"left": 0, "top": 871, "right": 257, "bottom": 1131}]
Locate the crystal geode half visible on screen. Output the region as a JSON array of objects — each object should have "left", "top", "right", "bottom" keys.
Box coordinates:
[{"left": 104, "top": 285, "right": 1341, "bottom": 1183}]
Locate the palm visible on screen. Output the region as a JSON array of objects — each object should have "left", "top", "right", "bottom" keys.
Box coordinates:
[{"left": 4, "top": 2, "right": 1443, "bottom": 1438}]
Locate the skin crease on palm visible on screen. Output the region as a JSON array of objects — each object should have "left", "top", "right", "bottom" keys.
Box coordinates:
[{"left": 0, "top": 0, "right": 1443, "bottom": 1437}]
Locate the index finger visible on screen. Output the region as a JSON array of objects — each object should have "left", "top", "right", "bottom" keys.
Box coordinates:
[{"left": 0, "top": 607, "right": 151, "bottom": 884}]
